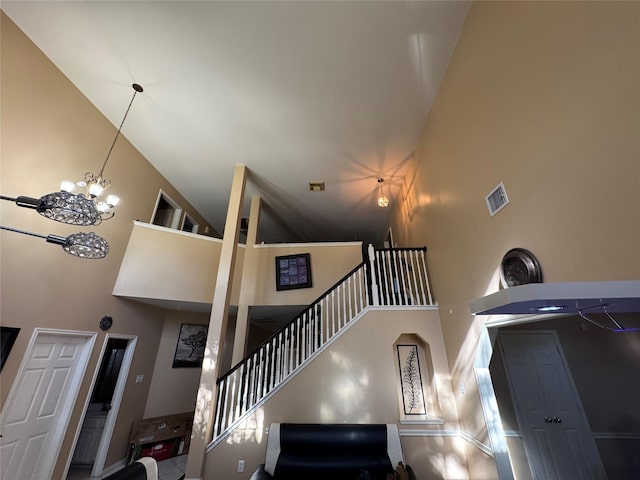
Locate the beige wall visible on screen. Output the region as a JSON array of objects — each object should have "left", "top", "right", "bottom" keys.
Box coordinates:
[
  {"left": 0, "top": 12, "right": 215, "bottom": 477},
  {"left": 114, "top": 234, "right": 363, "bottom": 310},
  {"left": 390, "top": 1, "right": 640, "bottom": 477},
  {"left": 251, "top": 242, "right": 364, "bottom": 305},
  {"left": 144, "top": 310, "right": 211, "bottom": 419},
  {"left": 113, "top": 222, "right": 225, "bottom": 307},
  {"left": 206, "top": 308, "right": 466, "bottom": 479}
]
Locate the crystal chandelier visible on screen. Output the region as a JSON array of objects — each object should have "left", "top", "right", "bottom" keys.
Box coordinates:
[
  {"left": 60, "top": 83, "right": 144, "bottom": 223},
  {"left": 1, "top": 83, "right": 143, "bottom": 227},
  {"left": 377, "top": 178, "right": 389, "bottom": 208}
]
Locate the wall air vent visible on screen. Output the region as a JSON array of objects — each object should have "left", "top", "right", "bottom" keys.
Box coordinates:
[
  {"left": 486, "top": 182, "right": 509, "bottom": 216},
  {"left": 309, "top": 181, "right": 325, "bottom": 192}
]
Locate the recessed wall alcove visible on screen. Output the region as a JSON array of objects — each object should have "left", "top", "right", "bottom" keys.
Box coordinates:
[{"left": 393, "top": 333, "right": 443, "bottom": 423}]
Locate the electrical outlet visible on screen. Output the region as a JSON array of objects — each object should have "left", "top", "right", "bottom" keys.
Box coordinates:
[
  {"left": 135, "top": 374, "right": 144, "bottom": 383},
  {"left": 237, "top": 460, "right": 245, "bottom": 473}
]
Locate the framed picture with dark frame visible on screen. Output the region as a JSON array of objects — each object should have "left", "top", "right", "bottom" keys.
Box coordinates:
[
  {"left": 275, "top": 253, "right": 312, "bottom": 291},
  {"left": 1, "top": 327, "right": 20, "bottom": 372},
  {"left": 172, "top": 323, "right": 208, "bottom": 368}
]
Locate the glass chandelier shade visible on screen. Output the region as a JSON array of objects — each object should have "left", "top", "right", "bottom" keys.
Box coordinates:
[
  {"left": 39, "top": 191, "right": 102, "bottom": 225},
  {"left": 377, "top": 178, "right": 389, "bottom": 208},
  {"left": 60, "top": 231, "right": 110, "bottom": 259},
  {"left": 2, "top": 193, "right": 101, "bottom": 226}
]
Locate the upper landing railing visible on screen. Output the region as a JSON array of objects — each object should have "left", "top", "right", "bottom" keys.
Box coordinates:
[
  {"left": 368, "top": 245, "right": 433, "bottom": 307},
  {"left": 211, "top": 245, "right": 434, "bottom": 444}
]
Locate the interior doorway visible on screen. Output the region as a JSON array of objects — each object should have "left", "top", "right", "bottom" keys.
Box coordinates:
[
  {"left": 0, "top": 329, "right": 97, "bottom": 480},
  {"left": 495, "top": 331, "right": 606, "bottom": 479},
  {"left": 383, "top": 228, "right": 394, "bottom": 248},
  {"left": 151, "top": 190, "right": 183, "bottom": 229},
  {"left": 67, "top": 335, "right": 137, "bottom": 478}
]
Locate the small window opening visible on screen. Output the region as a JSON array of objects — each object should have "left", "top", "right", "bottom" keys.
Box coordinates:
[
  {"left": 181, "top": 214, "right": 199, "bottom": 233},
  {"left": 151, "top": 191, "right": 183, "bottom": 229}
]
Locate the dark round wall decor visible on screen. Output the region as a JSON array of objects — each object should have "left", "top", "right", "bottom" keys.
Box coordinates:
[
  {"left": 500, "top": 248, "right": 542, "bottom": 287},
  {"left": 99, "top": 316, "right": 113, "bottom": 331}
]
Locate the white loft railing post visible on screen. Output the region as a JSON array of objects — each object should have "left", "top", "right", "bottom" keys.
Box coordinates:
[{"left": 368, "top": 244, "right": 379, "bottom": 306}]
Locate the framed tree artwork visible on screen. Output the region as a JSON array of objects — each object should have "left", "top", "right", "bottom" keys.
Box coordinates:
[
  {"left": 275, "top": 253, "right": 312, "bottom": 291},
  {"left": 397, "top": 344, "right": 427, "bottom": 415},
  {"left": 172, "top": 323, "right": 208, "bottom": 368}
]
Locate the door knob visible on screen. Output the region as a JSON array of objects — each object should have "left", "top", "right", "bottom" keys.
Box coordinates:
[
  {"left": 553, "top": 416, "right": 562, "bottom": 423},
  {"left": 544, "top": 416, "right": 553, "bottom": 423}
]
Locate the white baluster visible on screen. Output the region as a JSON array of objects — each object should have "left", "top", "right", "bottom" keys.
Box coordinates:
[
  {"left": 367, "top": 244, "right": 379, "bottom": 305},
  {"left": 230, "top": 369, "right": 239, "bottom": 423},
  {"left": 213, "top": 379, "right": 225, "bottom": 437},
  {"left": 220, "top": 377, "right": 231, "bottom": 434},
  {"left": 295, "top": 318, "right": 302, "bottom": 369},
  {"left": 381, "top": 250, "right": 391, "bottom": 305},
  {"left": 330, "top": 290, "right": 336, "bottom": 336},
  {"left": 420, "top": 249, "right": 433, "bottom": 304},
  {"left": 399, "top": 250, "right": 409, "bottom": 305},
  {"left": 360, "top": 267, "right": 366, "bottom": 311}
]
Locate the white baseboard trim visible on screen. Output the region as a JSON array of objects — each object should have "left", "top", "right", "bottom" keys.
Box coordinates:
[
  {"left": 399, "top": 428, "right": 460, "bottom": 437},
  {"left": 399, "top": 418, "right": 445, "bottom": 425},
  {"left": 502, "top": 430, "right": 640, "bottom": 440},
  {"left": 398, "top": 428, "right": 493, "bottom": 457}
]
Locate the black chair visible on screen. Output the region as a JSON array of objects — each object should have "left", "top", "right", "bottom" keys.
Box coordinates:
[{"left": 103, "top": 457, "right": 158, "bottom": 480}]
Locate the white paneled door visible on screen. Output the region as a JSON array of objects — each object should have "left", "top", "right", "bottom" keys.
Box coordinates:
[
  {"left": 0, "top": 330, "right": 95, "bottom": 480},
  {"left": 498, "top": 332, "right": 607, "bottom": 480}
]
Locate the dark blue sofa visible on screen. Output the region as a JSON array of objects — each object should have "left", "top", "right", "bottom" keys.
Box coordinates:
[{"left": 249, "top": 423, "right": 407, "bottom": 480}]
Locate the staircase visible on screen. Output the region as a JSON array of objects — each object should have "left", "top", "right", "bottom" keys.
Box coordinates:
[{"left": 211, "top": 245, "right": 433, "bottom": 446}]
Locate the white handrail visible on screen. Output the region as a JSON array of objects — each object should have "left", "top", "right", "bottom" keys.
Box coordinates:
[{"left": 213, "top": 246, "right": 433, "bottom": 441}]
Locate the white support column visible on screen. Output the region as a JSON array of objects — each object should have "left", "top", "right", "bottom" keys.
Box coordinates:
[
  {"left": 185, "top": 165, "right": 247, "bottom": 480},
  {"left": 233, "top": 195, "right": 262, "bottom": 364}
]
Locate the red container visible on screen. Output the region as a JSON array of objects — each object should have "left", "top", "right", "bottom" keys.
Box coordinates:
[{"left": 139, "top": 440, "right": 177, "bottom": 462}]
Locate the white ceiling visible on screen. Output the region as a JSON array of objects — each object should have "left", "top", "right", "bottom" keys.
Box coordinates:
[{"left": 3, "top": 1, "right": 470, "bottom": 245}]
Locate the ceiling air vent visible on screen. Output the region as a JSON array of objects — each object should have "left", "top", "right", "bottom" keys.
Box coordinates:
[{"left": 486, "top": 182, "right": 509, "bottom": 216}]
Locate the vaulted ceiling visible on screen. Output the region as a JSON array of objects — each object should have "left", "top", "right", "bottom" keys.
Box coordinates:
[{"left": 2, "top": 1, "right": 470, "bottom": 245}]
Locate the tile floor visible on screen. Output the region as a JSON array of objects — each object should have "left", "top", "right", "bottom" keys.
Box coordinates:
[{"left": 66, "top": 454, "right": 187, "bottom": 480}]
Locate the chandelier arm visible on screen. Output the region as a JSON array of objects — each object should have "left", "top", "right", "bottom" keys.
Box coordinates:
[
  {"left": 1, "top": 226, "right": 108, "bottom": 259},
  {"left": 1, "top": 225, "right": 48, "bottom": 239},
  {"left": 99, "top": 210, "right": 115, "bottom": 222},
  {"left": 2, "top": 195, "right": 40, "bottom": 209}
]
